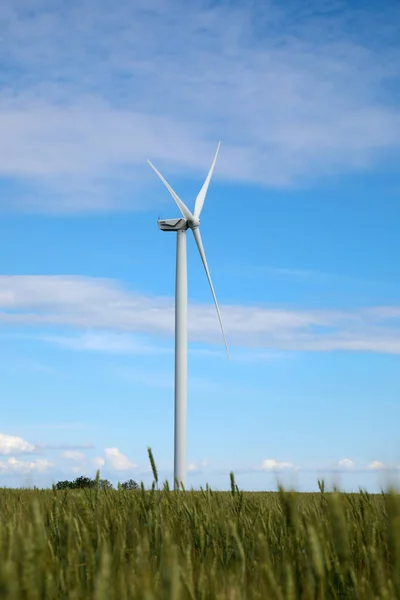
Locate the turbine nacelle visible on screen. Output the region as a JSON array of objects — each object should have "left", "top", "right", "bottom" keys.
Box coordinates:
[
  {"left": 158, "top": 218, "right": 188, "bottom": 231},
  {"left": 157, "top": 216, "right": 200, "bottom": 232}
]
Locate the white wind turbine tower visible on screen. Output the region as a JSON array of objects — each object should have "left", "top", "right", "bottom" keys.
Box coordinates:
[{"left": 147, "top": 142, "right": 229, "bottom": 490}]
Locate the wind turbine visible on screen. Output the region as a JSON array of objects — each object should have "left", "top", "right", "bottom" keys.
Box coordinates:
[{"left": 147, "top": 142, "right": 229, "bottom": 490}]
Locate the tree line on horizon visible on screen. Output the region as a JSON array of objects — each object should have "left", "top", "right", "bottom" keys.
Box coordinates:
[{"left": 54, "top": 475, "right": 139, "bottom": 490}]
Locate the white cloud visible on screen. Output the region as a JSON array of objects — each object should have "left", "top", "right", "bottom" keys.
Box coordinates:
[
  {"left": 0, "top": 433, "right": 35, "bottom": 455},
  {"left": 61, "top": 451, "right": 85, "bottom": 461},
  {"left": 52, "top": 446, "right": 135, "bottom": 476},
  {"left": 58, "top": 448, "right": 134, "bottom": 473},
  {"left": 337, "top": 458, "right": 355, "bottom": 470},
  {"left": 1, "top": 275, "right": 400, "bottom": 353},
  {"left": 261, "top": 459, "right": 295, "bottom": 471},
  {"left": 188, "top": 460, "right": 209, "bottom": 473},
  {"left": 0, "top": 0, "right": 399, "bottom": 212},
  {"left": 69, "top": 465, "right": 85, "bottom": 474},
  {"left": 368, "top": 460, "right": 386, "bottom": 470},
  {"left": 92, "top": 457, "right": 106, "bottom": 469},
  {"left": 0, "top": 457, "right": 52, "bottom": 473},
  {"left": 104, "top": 448, "right": 136, "bottom": 471}
]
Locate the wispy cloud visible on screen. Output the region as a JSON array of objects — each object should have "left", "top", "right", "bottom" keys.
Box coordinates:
[
  {"left": 308, "top": 460, "right": 400, "bottom": 473},
  {"left": 18, "top": 422, "right": 95, "bottom": 432},
  {"left": 191, "top": 347, "right": 286, "bottom": 362},
  {"left": 61, "top": 450, "right": 86, "bottom": 461},
  {"left": 187, "top": 460, "right": 209, "bottom": 474},
  {"left": 234, "top": 265, "right": 398, "bottom": 289},
  {"left": 230, "top": 458, "right": 400, "bottom": 476},
  {"left": 35, "top": 442, "right": 95, "bottom": 450},
  {"left": 26, "top": 332, "right": 285, "bottom": 362},
  {"left": 92, "top": 457, "right": 106, "bottom": 469},
  {"left": 40, "top": 332, "right": 172, "bottom": 355},
  {"left": 0, "top": 431, "right": 96, "bottom": 458},
  {"left": 1, "top": 275, "right": 400, "bottom": 353},
  {"left": 36, "top": 333, "right": 284, "bottom": 361},
  {"left": 0, "top": 0, "right": 399, "bottom": 211}
]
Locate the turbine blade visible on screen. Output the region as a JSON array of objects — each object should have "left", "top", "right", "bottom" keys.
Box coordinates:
[
  {"left": 191, "top": 227, "right": 230, "bottom": 360},
  {"left": 147, "top": 160, "right": 193, "bottom": 221},
  {"left": 194, "top": 142, "right": 221, "bottom": 219}
]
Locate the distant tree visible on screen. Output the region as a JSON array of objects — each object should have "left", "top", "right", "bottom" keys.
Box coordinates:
[
  {"left": 99, "top": 479, "right": 114, "bottom": 490},
  {"left": 54, "top": 480, "right": 75, "bottom": 490},
  {"left": 73, "top": 476, "right": 96, "bottom": 489},
  {"left": 54, "top": 476, "right": 115, "bottom": 490},
  {"left": 120, "top": 479, "right": 139, "bottom": 490}
]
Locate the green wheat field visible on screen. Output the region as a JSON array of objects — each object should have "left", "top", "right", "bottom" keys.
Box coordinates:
[{"left": 0, "top": 454, "right": 399, "bottom": 599}]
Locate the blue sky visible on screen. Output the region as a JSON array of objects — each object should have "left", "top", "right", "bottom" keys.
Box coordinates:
[{"left": 0, "top": 0, "right": 399, "bottom": 491}]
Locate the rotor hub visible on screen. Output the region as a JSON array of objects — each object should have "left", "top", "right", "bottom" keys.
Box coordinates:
[{"left": 188, "top": 216, "right": 200, "bottom": 229}]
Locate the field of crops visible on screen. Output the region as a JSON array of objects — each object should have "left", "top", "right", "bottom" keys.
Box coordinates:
[{"left": 0, "top": 468, "right": 398, "bottom": 599}]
